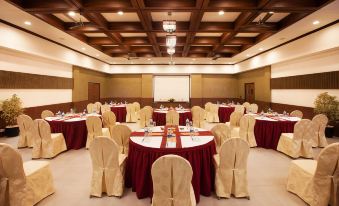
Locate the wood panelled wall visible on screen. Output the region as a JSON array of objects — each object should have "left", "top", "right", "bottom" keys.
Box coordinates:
[
  {"left": 0, "top": 70, "right": 73, "bottom": 89},
  {"left": 271, "top": 70, "right": 339, "bottom": 89}
]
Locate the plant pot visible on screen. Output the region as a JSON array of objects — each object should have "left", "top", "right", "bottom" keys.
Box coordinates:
[
  {"left": 4, "top": 125, "right": 19, "bottom": 137},
  {"left": 325, "top": 125, "right": 334, "bottom": 138}
]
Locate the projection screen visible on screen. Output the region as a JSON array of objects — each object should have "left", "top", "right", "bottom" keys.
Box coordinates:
[{"left": 153, "top": 75, "right": 190, "bottom": 102}]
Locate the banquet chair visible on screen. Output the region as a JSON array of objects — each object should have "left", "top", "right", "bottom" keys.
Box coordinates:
[
  {"left": 234, "top": 105, "right": 245, "bottom": 113},
  {"left": 166, "top": 110, "right": 179, "bottom": 126},
  {"left": 225, "top": 111, "right": 243, "bottom": 129},
  {"left": 249, "top": 103, "right": 258, "bottom": 113},
  {"left": 41, "top": 110, "right": 54, "bottom": 119},
  {"left": 0, "top": 143, "right": 55, "bottom": 206},
  {"left": 242, "top": 102, "right": 251, "bottom": 111},
  {"left": 85, "top": 116, "right": 110, "bottom": 149},
  {"left": 89, "top": 137, "right": 127, "bottom": 198},
  {"left": 133, "top": 102, "right": 141, "bottom": 121},
  {"left": 286, "top": 143, "right": 339, "bottom": 206},
  {"left": 17, "top": 114, "right": 35, "bottom": 148},
  {"left": 211, "top": 124, "right": 231, "bottom": 152},
  {"left": 34, "top": 119, "right": 67, "bottom": 159},
  {"left": 143, "top": 105, "right": 154, "bottom": 114},
  {"left": 311, "top": 114, "right": 328, "bottom": 148},
  {"left": 191, "top": 106, "right": 205, "bottom": 128},
  {"left": 138, "top": 108, "right": 152, "bottom": 128},
  {"left": 230, "top": 115, "right": 257, "bottom": 147},
  {"left": 277, "top": 119, "right": 314, "bottom": 158},
  {"left": 213, "top": 138, "right": 250, "bottom": 199},
  {"left": 87, "top": 103, "right": 96, "bottom": 113},
  {"left": 94, "top": 102, "right": 102, "bottom": 113},
  {"left": 110, "top": 125, "right": 132, "bottom": 155},
  {"left": 204, "top": 102, "right": 212, "bottom": 120},
  {"left": 206, "top": 104, "right": 219, "bottom": 123},
  {"left": 102, "top": 111, "right": 117, "bottom": 136},
  {"left": 151, "top": 155, "right": 196, "bottom": 206},
  {"left": 100, "top": 104, "right": 111, "bottom": 114},
  {"left": 126, "top": 103, "right": 137, "bottom": 122},
  {"left": 290, "top": 110, "right": 303, "bottom": 118}
]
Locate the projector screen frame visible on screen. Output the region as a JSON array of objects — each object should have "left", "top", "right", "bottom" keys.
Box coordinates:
[{"left": 152, "top": 75, "right": 191, "bottom": 103}]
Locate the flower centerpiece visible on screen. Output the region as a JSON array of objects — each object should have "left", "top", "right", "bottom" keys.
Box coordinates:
[
  {"left": 0, "top": 94, "right": 24, "bottom": 137},
  {"left": 168, "top": 98, "right": 175, "bottom": 103}
]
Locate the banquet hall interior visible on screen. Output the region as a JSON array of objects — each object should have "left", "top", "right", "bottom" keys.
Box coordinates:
[{"left": 1, "top": 0, "right": 339, "bottom": 205}]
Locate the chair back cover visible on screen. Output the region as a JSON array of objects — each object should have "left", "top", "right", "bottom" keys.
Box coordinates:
[
  {"left": 144, "top": 106, "right": 154, "bottom": 114},
  {"left": 191, "top": 106, "right": 205, "bottom": 128},
  {"left": 0, "top": 143, "right": 33, "bottom": 206},
  {"left": 41, "top": 110, "right": 54, "bottom": 119},
  {"left": 94, "top": 102, "right": 102, "bottom": 113},
  {"left": 242, "top": 102, "right": 251, "bottom": 111},
  {"left": 312, "top": 114, "right": 328, "bottom": 147},
  {"left": 31, "top": 119, "right": 42, "bottom": 158},
  {"left": 100, "top": 105, "right": 111, "bottom": 114},
  {"left": 87, "top": 103, "right": 96, "bottom": 113},
  {"left": 293, "top": 119, "right": 314, "bottom": 158},
  {"left": 290, "top": 110, "right": 303, "bottom": 118},
  {"left": 126, "top": 103, "right": 134, "bottom": 122},
  {"left": 216, "top": 138, "right": 250, "bottom": 198},
  {"left": 110, "top": 125, "right": 131, "bottom": 154},
  {"left": 38, "top": 120, "right": 55, "bottom": 158},
  {"left": 238, "top": 115, "right": 257, "bottom": 147},
  {"left": 166, "top": 110, "right": 179, "bottom": 126},
  {"left": 133, "top": 102, "right": 141, "bottom": 112},
  {"left": 211, "top": 124, "right": 230, "bottom": 151},
  {"left": 89, "top": 137, "right": 124, "bottom": 197},
  {"left": 151, "top": 155, "right": 194, "bottom": 206},
  {"left": 249, "top": 104, "right": 258, "bottom": 113},
  {"left": 204, "top": 102, "right": 212, "bottom": 112},
  {"left": 17, "top": 114, "right": 35, "bottom": 148},
  {"left": 234, "top": 105, "right": 245, "bottom": 113},
  {"left": 86, "top": 116, "right": 103, "bottom": 148},
  {"left": 102, "top": 111, "right": 116, "bottom": 127},
  {"left": 229, "top": 112, "right": 243, "bottom": 127}
]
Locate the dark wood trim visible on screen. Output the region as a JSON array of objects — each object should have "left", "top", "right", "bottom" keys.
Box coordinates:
[
  {"left": 271, "top": 70, "right": 339, "bottom": 89},
  {"left": 0, "top": 70, "right": 73, "bottom": 89}
]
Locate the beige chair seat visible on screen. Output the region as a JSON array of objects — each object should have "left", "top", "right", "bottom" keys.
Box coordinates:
[
  {"left": 230, "top": 127, "right": 240, "bottom": 137},
  {"left": 102, "top": 128, "right": 110, "bottom": 137},
  {"left": 280, "top": 133, "right": 294, "bottom": 139}
]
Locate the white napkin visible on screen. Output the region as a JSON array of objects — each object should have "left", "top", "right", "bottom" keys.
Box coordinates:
[
  {"left": 181, "top": 136, "right": 214, "bottom": 148},
  {"left": 130, "top": 136, "right": 163, "bottom": 148}
]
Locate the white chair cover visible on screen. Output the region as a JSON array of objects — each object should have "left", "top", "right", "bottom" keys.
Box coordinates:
[
  {"left": 0, "top": 143, "right": 55, "bottom": 206},
  {"left": 211, "top": 124, "right": 231, "bottom": 152},
  {"left": 94, "top": 102, "right": 102, "bottom": 114},
  {"left": 100, "top": 104, "right": 111, "bottom": 114},
  {"left": 311, "top": 114, "right": 328, "bottom": 148},
  {"left": 102, "top": 111, "right": 116, "bottom": 136},
  {"left": 230, "top": 114, "right": 257, "bottom": 147},
  {"left": 242, "top": 102, "right": 251, "bottom": 111},
  {"left": 191, "top": 106, "right": 205, "bottom": 128},
  {"left": 85, "top": 116, "right": 110, "bottom": 149},
  {"left": 286, "top": 143, "right": 339, "bottom": 206},
  {"left": 206, "top": 104, "right": 219, "bottom": 123},
  {"left": 126, "top": 103, "right": 137, "bottom": 122},
  {"left": 138, "top": 107, "right": 153, "bottom": 128},
  {"left": 214, "top": 138, "right": 250, "bottom": 198},
  {"left": 204, "top": 102, "right": 212, "bottom": 120},
  {"left": 89, "top": 137, "right": 127, "bottom": 197},
  {"left": 225, "top": 111, "right": 243, "bottom": 129},
  {"left": 151, "top": 155, "right": 196, "bottom": 206},
  {"left": 249, "top": 104, "right": 258, "bottom": 113},
  {"left": 234, "top": 105, "right": 245, "bottom": 113},
  {"left": 277, "top": 119, "right": 314, "bottom": 158},
  {"left": 17, "top": 114, "right": 34, "bottom": 148},
  {"left": 166, "top": 110, "right": 179, "bottom": 126},
  {"left": 110, "top": 125, "right": 131, "bottom": 154},
  {"left": 87, "top": 103, "right": 96, "bottom": 113},
  {"left": 41, "top": 110, "right": 54, "bottom": 119},
  {"left": 290, "top": 110, "right": 303, "bottom": 118}
]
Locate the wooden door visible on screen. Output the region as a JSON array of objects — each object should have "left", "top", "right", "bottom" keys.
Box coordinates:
[
  {"left": 245, "top": 83, "right": 255, "bottom": 102},
  {"left": 88, "top": 82, "right": 100, "bottom": 102}
]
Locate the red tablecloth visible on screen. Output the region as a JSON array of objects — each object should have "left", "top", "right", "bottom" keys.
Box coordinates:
[
  {"left": 125, "top": 130, "right": 216, "bottom": 203},
  {"left": 48, "top": 120, "right": 87, "bottom": 150},
  {"left": 152, "top": 111, "right": 192, "bottom": 126},
  {"left": 110, "top": 106, "right": 126, "bottom": 122},
  {"left": 218, "top": 106, "right": 235, "bottom": 123},
  {"left": 254, "top": 119, "right": 296, "bottom": 149}
]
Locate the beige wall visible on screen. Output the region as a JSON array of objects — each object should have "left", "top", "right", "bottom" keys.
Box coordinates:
[
  {"left": 72, "top": 66, "right": 110, "bottom": 102},
  {"left": 201, "top": 74, "right": 238, "bottom": 98},
  {"left": 236, "top": 66, "right": 271, "bottom": 102},
  {"left": 109, "top": 74, "right": 142, "bottom": 98}
]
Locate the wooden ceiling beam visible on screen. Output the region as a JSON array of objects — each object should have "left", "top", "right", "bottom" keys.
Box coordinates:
[{"left": 144, "top": 0, "right": 196, "bottom": 8}]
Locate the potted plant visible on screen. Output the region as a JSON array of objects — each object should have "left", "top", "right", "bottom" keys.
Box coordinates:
[
  {"left": 0, "top": 94, "right": 24, "bottom": 137},
  {"left": 314, "top": 92, "right": 339, "bottom": 137}
]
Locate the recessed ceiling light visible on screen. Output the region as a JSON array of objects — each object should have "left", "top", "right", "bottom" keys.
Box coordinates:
[
  {"left": 81, "top": 47, "right": 85, "bottom": 50},
  {"left": 147, "top": 58, "right": 151, "bottom": 61},
  {"left": 150, "top": 62, "right": 154, "bottom": 64},
  {"left": 268, "top": 11, "right": 274, "bottom": 14},
  {"left": 117, "top": 11, "right": 124, "bottom": 15},
  {"left": 131, "top": 61, "right": 134, "bottom": 64},
  {"left": 246, "top": 54, "right": 250, "bottom": 57},
  {"left": 259, "top": 48, "right": 263, "bottom": 51},
  {"left": 313, "top": 20, "right": 320, "bottom": 25},
  {"left": 96, "top": 54, "right": 99, "bottom": 57},
  {"left": 189, "top": 62, "right": 193, "bottom": 64},
  {"left": 218, "top": 10, "right": 225, "bottom": 15},
  {"left": 24, "top": 21, "right": 31, "bottom": 26},
  {"left": 68, "top": 11, "right": 76, "bottom": 17},
  {"left": 192, "top": 58, "right": 196, "bottom": 61}
]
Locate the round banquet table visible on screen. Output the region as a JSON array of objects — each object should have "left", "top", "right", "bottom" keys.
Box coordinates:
[
  {"left": 254, "top": 115, "right": 299, "bottom": 149},
  {"left": 110, "top": 105, "right": 127, "bottom": 122},
  {"left": 125, "top": 125, "right": 216, "bottom": 203},
  {"left": 152, "top": 109, "right": 192, "bottom": 126},
  {"left": 218, "top": 105, "right": 235, "bottom": 123},
  {"left": 46, "top": 116, "right": 88, "bottom": 150}
]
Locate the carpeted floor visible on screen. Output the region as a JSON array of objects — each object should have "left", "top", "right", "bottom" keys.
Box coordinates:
[{"left": 1, "top": 122, "right": 338, "bottom": 206}]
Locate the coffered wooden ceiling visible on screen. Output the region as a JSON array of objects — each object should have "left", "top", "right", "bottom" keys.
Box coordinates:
[{"left": 6, "top": 0, "right": 334, "bottom": 59}]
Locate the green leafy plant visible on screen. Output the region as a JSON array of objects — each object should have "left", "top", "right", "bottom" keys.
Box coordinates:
[
  {"left": 314, "top": 92, "right": 339, "bottom": 122},
  {"left": 0, "top": 94, "right": 24, "bottom": 126},
  {"left": 168, "top": 98, "right": 175, "bottom": 103}
]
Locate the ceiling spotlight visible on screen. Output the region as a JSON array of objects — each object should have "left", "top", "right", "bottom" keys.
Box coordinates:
[
  {"left": 24, "top": 21, "right": 31, "bottom": 25},
  {"left": 150, "top": 62, "right": 154, "bottom": 64},
  {"left": 68, "top": 11, "right": 76, "bottom": 17},
  {"left": 268, "top": 11, "right": 274, "bottom": 14},
  {"left": 117, "top": 11, "right": 124, "bottom": 15},
  {"left": 147, "top": 58, "right": 151, "bottom": 61},
  {"left": 313, "top": 20, "right": 320, "bottom": 25},
  {"left": 96, "top": 54, "right": 99, "bottom": 57},
  {"left": 192, "top": 58, "right": 196, "bottom": 61},
  {"left": 218, "top": 10, "right": 225, "bottom": 15},
  {"left": 246, "top": 54, "right": 250, "bottom": 57},
  {"left": 131, "top": 61, "right": 134, "bottom": 64},
  {"left": 81, "top": 47, "right": 86, "bottom": 50},
  {"left": 259, "top": 48, "right": 263, "bottom": 51}
]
